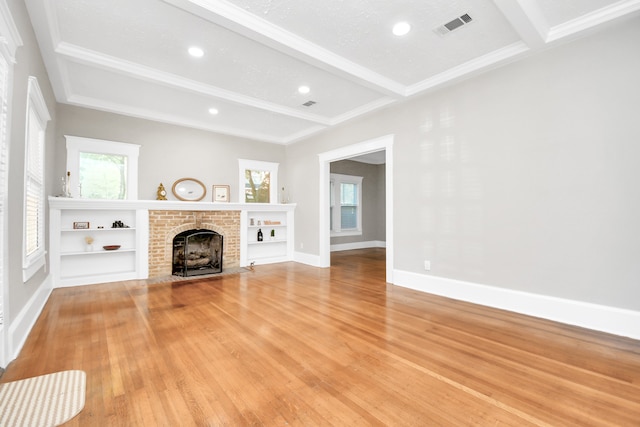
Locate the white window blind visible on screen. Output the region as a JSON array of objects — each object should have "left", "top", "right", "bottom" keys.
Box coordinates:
[
  {"left": 0, "top": 54, "right": 8, "bottom": 324},
  {"left": 23, "top": 77, "right": 50, "bottom": 281},
  {"left": 25, "top": 108, "right": 43, "bottom": 255}
]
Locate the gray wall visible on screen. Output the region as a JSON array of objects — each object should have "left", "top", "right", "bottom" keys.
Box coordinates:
[
  {"left": 5, "top": 0, "right": 57, "bottom": 325},
  {"left": 55, "top": 105, "right": 287, "bottom": 202},
  {"left": 286, "top": 17, "right": 640, "bottom": 311},
  {"left": 330, "top": 159, "right": 385, "bottom": 245}
]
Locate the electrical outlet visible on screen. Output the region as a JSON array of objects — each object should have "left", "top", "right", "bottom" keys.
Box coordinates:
[{"left": 424, "top": 260, "right": 431, "bottom": 271}]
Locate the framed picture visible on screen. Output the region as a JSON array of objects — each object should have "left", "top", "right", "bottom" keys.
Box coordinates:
[
  {"left": 73, "top": 221, "right": 90, "bottom": 229},
  {"left": 213, "top": 185, "right": 230, "bottom": 202}
]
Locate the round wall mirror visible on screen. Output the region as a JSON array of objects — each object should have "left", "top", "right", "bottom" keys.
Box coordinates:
[{"left": 172, "top": 178, "right": 206, "bottom": 201}]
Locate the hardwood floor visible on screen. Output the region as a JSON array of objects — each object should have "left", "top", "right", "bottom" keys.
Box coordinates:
[{"left": 3, "top": 248, "right": 640, "bottom": 426}]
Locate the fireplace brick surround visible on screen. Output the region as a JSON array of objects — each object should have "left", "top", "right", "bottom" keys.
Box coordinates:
[{"left": 148, "top": 210, "right": 240, "bottom": 278}]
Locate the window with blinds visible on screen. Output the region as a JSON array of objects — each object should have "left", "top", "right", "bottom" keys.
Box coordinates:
[
  {"left": 25, "top": 108, "right": 44, "bottom": 255},
  {"left": 0, "top": 54, "right": 8, "bottom": 324},
  {"left": 23, "top": 77, "right": 50, "bottom": 282}
]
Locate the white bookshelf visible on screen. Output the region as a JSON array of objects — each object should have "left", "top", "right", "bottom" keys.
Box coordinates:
[
  {"left": 49, "top": 197, "right": 149, "bottom": 287},
  {"left": 240, "top": 204, "right": 295, "bottom": 266}
]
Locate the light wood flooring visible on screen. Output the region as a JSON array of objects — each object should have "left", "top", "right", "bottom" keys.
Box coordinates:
[{"left": 2, "top": 248, "right": 640, "bottom": 426}]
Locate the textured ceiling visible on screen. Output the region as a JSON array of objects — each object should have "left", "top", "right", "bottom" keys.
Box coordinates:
[{"left": 25, "top": 0, "right": 640, "bottom": 144}]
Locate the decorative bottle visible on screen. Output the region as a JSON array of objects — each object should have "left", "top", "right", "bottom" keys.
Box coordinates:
[{"left": 257, "top": 228, "right": 263, "bottom": 242}]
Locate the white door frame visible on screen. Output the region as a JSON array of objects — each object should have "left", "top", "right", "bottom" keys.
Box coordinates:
[{"left": 318, "top": 134, "right": 394, "bottom": 283}]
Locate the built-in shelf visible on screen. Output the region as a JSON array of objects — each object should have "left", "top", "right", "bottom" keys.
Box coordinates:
[
  {"left": 49, "top": 197, "right": 149, "bottom": 287},
  {"left": 241, "top": 204, "right": 295, "bottom": 266},
  {"left": 61, "top": 228, "right": 136, "bottom": 232},
  {"left": 248, "top": 239, "right": 287, "bottom": 245},
  {"left": 61, "top": 248, "right": 136, "bottom": 256}
]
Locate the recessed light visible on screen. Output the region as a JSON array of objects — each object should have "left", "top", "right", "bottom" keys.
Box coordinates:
[
  {"left": 188, "top": 46, "right": 204, "bottom": 58},
  {"left": 298, "top": 85, "right": 310, "bottom": 94},
  {"left": 208, "top": 108, "right": 218, "bottom": 115},
  {"left": 392, "top": 21, "right": 411, "bottom": 36}
]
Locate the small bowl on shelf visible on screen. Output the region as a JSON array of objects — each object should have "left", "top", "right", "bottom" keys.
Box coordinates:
[{"left": 103, "top": 245, "right": 121, "bottom": 251}]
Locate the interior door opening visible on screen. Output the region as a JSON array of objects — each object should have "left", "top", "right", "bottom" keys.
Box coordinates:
[{"left": 318, "top": 135, "right": 394, "bottom": 283}]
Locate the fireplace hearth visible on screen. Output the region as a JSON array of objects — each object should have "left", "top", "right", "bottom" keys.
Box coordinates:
[{"left": 172, "top": 229, "right": 223, "bottom": 277}]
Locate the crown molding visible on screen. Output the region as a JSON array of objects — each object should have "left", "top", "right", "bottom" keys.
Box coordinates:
[
  {"left": 281, "top": 125, "right": 329, "bottom": 145},
  {"left": 66, "top": 94, "right": 292, "bottom": 144},
  {"left": 283, "top": 97, "right": 399, "bottom": 144},
  {"left": 547, "top": 0, "right": 640, "bottom": 42},
  {"left": 330, "top": 97, "right": 398, "bottom": 126},
  {"left": 25, "top": 0, "right": 70, "bottom": 102},
  {"left": 406, "top": 42, "right": 530, "bottom": 97}
]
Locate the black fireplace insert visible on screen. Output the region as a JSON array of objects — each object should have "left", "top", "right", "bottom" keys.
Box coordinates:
[{"left": 172, "top": 230, "right": 223, "bottom": 277}]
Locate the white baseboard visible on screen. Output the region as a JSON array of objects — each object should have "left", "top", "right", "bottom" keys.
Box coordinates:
[
  {"left": 393, "top": 269, "right": 640, "bottom": 340},
  {"left": 330, "top": 240, "right": 386, "bottom": 252},
  {"left": 8, "top": 275, "right": 53, "bottom": 361},
  {"left": 294, "top": 251, "right": 322, "bottom": 267}
]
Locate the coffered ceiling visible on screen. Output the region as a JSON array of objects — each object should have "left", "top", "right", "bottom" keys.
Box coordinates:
[{"left": 25, "top": 0, "right": 640, "bottom": 144}]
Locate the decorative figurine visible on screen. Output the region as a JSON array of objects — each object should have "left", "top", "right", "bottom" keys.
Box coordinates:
[{"left": 157, "top": 183, "right": 167, "bottom": 200}]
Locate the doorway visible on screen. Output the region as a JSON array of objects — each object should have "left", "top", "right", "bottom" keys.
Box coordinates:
[{"left": 318, "top": 135, "right": 394, "bottom": 283}]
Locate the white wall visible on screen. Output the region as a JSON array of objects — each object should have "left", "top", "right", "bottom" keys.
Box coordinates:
[{"left": 286, "top": 17, "right": 640, "bottom": 313}]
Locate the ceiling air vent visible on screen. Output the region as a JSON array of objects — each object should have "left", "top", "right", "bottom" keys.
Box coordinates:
[
  {"left": 302, "top": 100, "right": 316, "bottom": 107},
  {"left": 434, "top": 13, "right": 473, "bottom": 36}
]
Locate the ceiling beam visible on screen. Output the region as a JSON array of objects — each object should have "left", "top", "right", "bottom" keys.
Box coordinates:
[
  {"left": 493, "top": 0, "right": 549, "bottom": 49},
  {"left": 161, "top": 0, "right": 406, "bottom": 97}
]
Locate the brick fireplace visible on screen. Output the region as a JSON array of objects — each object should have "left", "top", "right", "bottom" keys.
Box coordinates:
[{"left": 148, "top": 210, "right": 240, "bottom": 278}]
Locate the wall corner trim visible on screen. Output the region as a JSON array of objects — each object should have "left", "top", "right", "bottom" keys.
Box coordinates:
[
  {"left": 393, "top": 269, "right": 640, "bottom": 340},
  {"left": 293, "top": 251, "right": 322, "bottom": 267}
]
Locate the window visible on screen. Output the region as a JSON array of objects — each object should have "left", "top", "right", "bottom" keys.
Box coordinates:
[
  {"left": 0, "top": 52, "right": 8, "bottom": 324},
  {"left": 23, "top": 77, "right": 50, "bottom": 281},
  {"left": 330, "top": 173, "right": 363, "bottom": 236},
  {"left": 66, "top": 136, "right": 140, "bottom": 199},
  {"left": 1, "top": 0, "right": 23, "bottom": 360},
  {"left": 238, "top": 159, "right": 278, "bottom": 203}
]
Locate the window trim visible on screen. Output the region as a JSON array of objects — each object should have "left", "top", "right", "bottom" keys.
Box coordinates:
[
  {"left": 66, "top": 135, "right": 140, "bottom": 200},
  {"left": 330, "top": 173, "right": 363, "bottom": 237},
  {"left": 238, "top": 159, "right": 279, "bottom": 204},
  {"left": 1, "top": 0, "right": 23, "bottom": 363},
  {"left": 23, "top": 76, "right": 50, "bottom": 282}
]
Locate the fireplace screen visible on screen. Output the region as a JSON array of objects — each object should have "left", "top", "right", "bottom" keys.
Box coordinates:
[{"left": 172, "top": 230, "right": 223, "bottom": 276}]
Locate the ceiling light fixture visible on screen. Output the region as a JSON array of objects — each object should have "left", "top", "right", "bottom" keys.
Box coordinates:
[
  {"left": 208, "top": 108, "right": 218, "bottom": 115},
  {"left": 392, "top": 21, "right": 411, "bottom": 36},
  {"left": 298, "top": 85, "right": 310, "bottom": 94},
  {"left": 188, "top": 46, "right": 204, "bottom": 58}
]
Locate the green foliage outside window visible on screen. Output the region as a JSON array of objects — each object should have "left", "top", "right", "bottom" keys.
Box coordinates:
[
  {"left": 79, "top": 152, "right": 127, "bottom": 199},
  {"left": 244, "top": 169, "right": 270, "bottom": 203}
]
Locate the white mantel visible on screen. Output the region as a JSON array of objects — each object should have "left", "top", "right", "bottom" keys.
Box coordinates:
[{"left": 49, "top": 196, "right": 296, "bottom": 212}]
